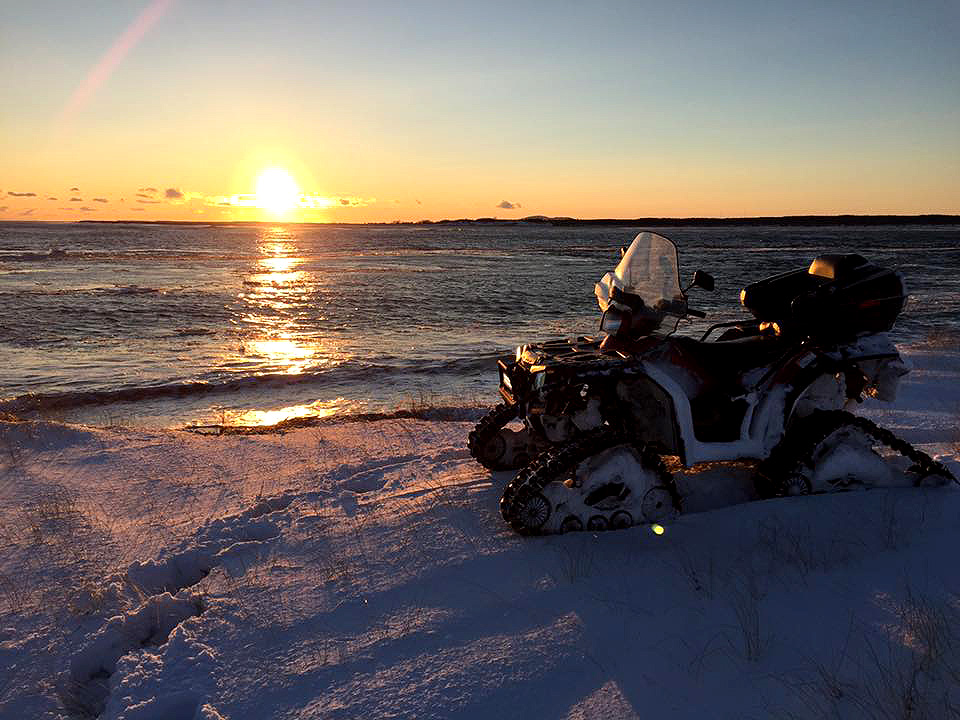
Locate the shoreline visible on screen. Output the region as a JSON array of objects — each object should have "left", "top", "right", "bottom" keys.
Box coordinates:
[
  {"left": 1, "top": 404, "right": 487, "bottom": 436},
  {"left": 6, "top": 339, "right": 956, "bottom": 434}
]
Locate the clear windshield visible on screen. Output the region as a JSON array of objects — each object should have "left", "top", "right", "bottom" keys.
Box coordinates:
[{"left": 595, "top": 232, "right": 686, "bottom": 333}]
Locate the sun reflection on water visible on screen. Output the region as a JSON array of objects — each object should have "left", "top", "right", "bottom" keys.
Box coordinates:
[
  {"left": 226, "top": 228, "right": 351, "bottom": 425},
  {"left": 220, "top": 398, "right": 345, "bottom": 427},
  {"left": 245, "top": 336, "right": 316, "bottom": 374},
  {"left": 260, "top": 254, "right": 299, "bottom": 274}
]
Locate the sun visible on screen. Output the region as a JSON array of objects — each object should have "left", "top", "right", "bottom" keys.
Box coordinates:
[{"left": 255, "top": 167, "right": 301, "bottom": 215}]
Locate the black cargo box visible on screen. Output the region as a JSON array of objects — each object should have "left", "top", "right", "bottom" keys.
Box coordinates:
[{"left": 740, "top": 254, "right": 907, "bottom": 340}]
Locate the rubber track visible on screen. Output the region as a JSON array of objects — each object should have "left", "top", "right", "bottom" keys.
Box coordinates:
[
  {"left": 756, "top": 409, "right": 957, "bottom": 497},
  {"left": 499, "top": 431, "right": 679, "bottom": 535},
  {"left": 467, "top": 403, "right": 522, "bottom": 471}
]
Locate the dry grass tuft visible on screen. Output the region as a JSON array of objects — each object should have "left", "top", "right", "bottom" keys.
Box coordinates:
[{"left": 774, "top": 586, "right": 960, "bottom": 720}]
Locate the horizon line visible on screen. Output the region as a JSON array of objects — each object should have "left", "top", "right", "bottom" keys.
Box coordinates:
[{"left": 3, "top": 213, "right": 958, "bottom": 227}]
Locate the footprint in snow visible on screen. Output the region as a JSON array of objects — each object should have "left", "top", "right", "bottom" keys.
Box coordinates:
[{"left": 59, "top": 493, "right": 294, "bottom": 719}]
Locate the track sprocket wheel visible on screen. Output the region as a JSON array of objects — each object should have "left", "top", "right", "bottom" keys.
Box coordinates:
[
  {"left": 755, "top": 410, "right": 957, "bottom": 499},
  {"left": 516, "top": 492, "right": 551, "bottom": 531},
  {"left": 468, "top": 403, "right": 532, "bottom": 471},
  {"left": 500, "top": 431, "right": 680, "bottom": 535},
  {"left": 640, "top": 486, "right": 679, "bottom": 523}
]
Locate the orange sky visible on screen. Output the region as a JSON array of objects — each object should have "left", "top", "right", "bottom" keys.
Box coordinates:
[{"left": 2, "top": 1, "right": 958, "bottom": 223}]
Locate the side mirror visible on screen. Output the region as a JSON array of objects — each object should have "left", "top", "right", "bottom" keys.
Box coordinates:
[{"left": 690, "top": 270, "right": 715, "bottom": 292}]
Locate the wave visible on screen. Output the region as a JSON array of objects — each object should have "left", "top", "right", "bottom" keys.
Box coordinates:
[
  {"left": 104, "top": 285, "right": 164, "bottom": 295},
  {"left": 2, "top": 248, "right": 69, "bottom": 262},
  {"left": 165, "top": 328, "right": 216, "bottom": 338},
  {"left": 0, "top": 353, "right": 505, "bottom": 415}
]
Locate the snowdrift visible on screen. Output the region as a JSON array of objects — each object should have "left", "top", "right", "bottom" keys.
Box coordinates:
[{"left": 1, "top": 344, "right": 958, "bottom": 719}]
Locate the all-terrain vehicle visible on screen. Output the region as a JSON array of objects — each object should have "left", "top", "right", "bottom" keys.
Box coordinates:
[{"left": 469, "top": 232, "right": 954, "bottom": 535}]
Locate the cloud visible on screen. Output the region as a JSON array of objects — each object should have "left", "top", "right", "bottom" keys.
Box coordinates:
[
  {"left": 131, "top": 207, "right": 145, "bottom": 211},
  {"left": 93, "top": 197, "right": 108, "bottom": 203},
  {"left": 137, "top": 199, "right": 161, "bottom": 204},
  {"left": 497, "top": 200, "right": 521, "bottom": 210},
  {"left": 79, "top": 206, "right": 96, "bottom": 212},
  {"left": 164, "top": 187, "right": 183, "bottom": 199},
  {"left": 322, "top": 196, "right": 371, "bottom": 208},
  {"left": 70, "top": 197, "right": 83, "bottom": 202},
  {"left": 207, "top": 193, "right": 258, "bottom": 207},
  {"left": 138, "top": 187, "right": 157, "bottom": 193},
  {"left": 47, "top": 196, "right": 58, "bottom": 201},
  {"left": 207, "top": 192, "right": 373, "bottom": 209},
  {"left": 8, "top": 191, "right": 37, "bottom": 197},
  {"left": 20, "top": 208, "right": 36, "bottom": 216},
  {"left": 70, "top": 186, "right": 79, "bottom": 191},
  {"left": 136, "top": 193, "right": 152, "bottom": 199},
  {"left": 0, "top": 206, "right": 7, "bottom": 212}
]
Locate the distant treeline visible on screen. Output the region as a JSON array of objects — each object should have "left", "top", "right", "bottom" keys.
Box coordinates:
[
  {"left": 418, "top": 214, "right": 960, "bottom": 227},
  {"left": 73, "top": 214, "right": 960, "bottom": 227}
]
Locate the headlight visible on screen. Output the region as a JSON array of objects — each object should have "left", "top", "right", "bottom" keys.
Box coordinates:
[{"left": 600, "top": 309, "right": 622, "bottom": 333}]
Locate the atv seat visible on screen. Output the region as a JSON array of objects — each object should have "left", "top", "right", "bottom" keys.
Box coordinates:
[
  {"left": 670, "top": 333, "right": 791, "bottom": 390},
  {"left": 671, "top": 333, "right": 793, "bottom": 442}
]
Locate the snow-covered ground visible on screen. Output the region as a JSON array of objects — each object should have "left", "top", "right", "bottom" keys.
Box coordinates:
[{"left": 1, "top": 343, "right": 958, "bottom": 720}]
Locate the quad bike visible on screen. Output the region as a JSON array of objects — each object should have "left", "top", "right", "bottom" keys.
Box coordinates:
[{"left": 468, "top": 232, "right": 955, "bottom": 535}]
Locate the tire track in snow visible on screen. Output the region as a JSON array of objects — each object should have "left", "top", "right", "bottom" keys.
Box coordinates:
[
  {"left": 57, "top": 495, "right": 294, "bottom": 719},
  {"left": 327, "top": 454, "right": 422, "bottom": 493},
  {"left": 57, "top": 445, "right": 480, "bottom": 717},
  {"left": 331, "top": 446, "right": 472, "bottom": 495}
]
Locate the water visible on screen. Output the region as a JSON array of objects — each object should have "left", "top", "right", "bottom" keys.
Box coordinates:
[{"left": 2, "top": 221, "right": 958, "bottom": 428}]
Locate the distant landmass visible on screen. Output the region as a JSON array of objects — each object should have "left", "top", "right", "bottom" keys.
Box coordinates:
[{"left": 65, "top": 214, "right": 960, "bottom": 227}]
